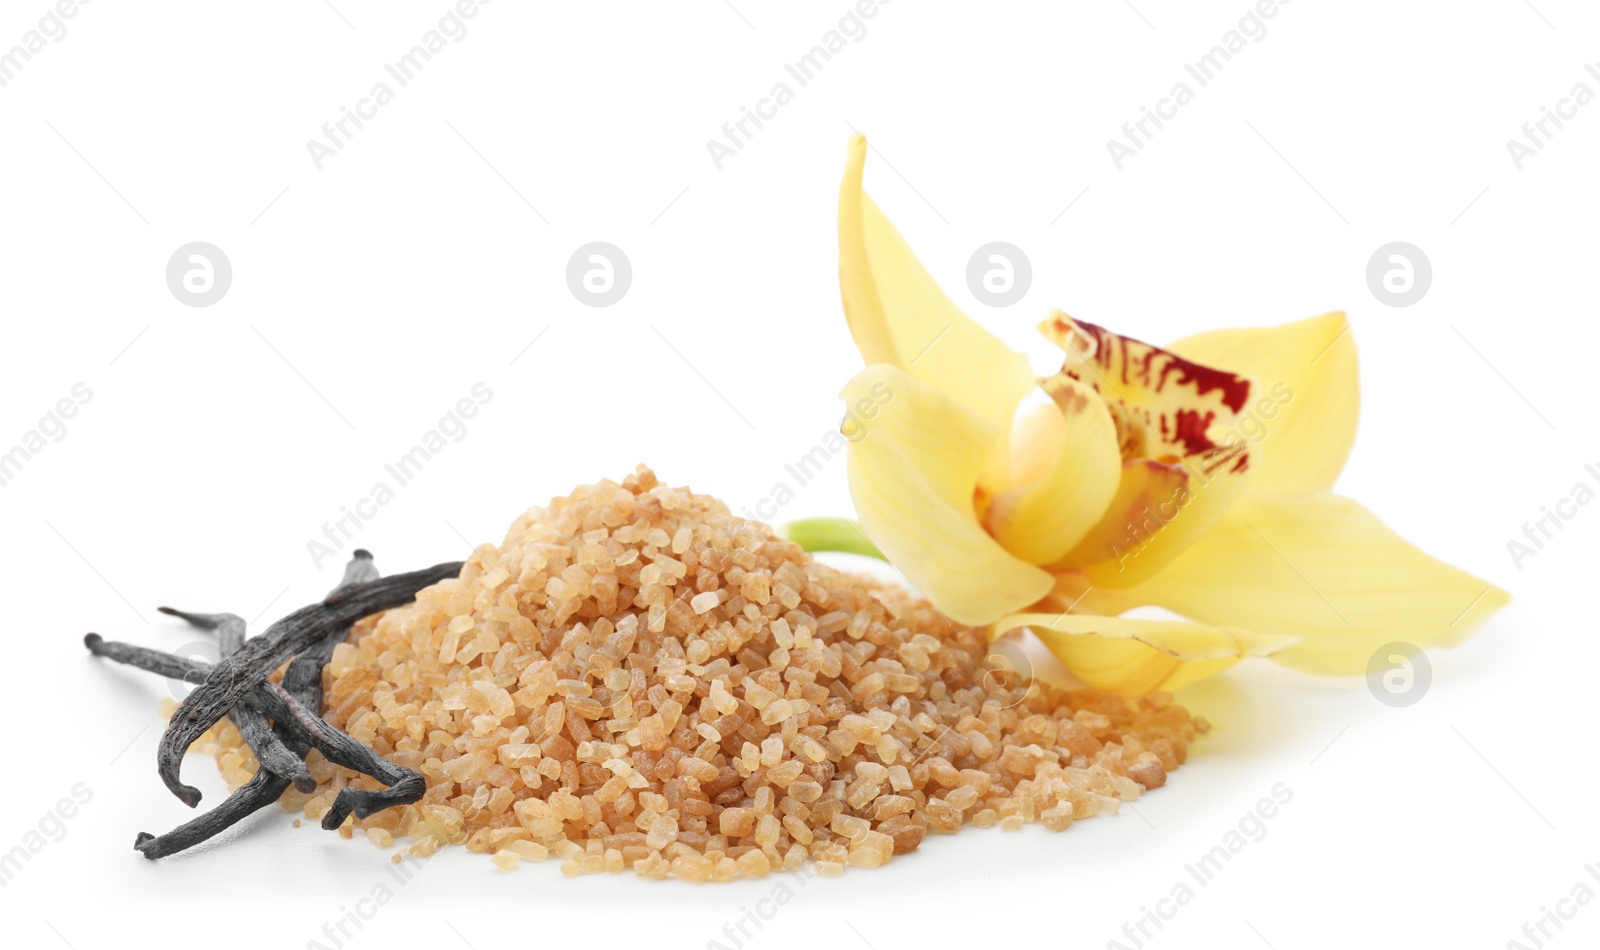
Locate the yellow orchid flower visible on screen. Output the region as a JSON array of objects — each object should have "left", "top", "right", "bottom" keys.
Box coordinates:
[{"left": 792, "top": 134, "right": 1508, "bottom": 696}]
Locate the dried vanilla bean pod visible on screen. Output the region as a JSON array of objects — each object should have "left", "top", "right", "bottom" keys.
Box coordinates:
[
  {"left": 265, "top": 682, "right": 425, "bottom": 829},
  {"left": 152, "top": 607, "right": 313, "bottom": 792},
  {"left": 130, "top": 552, "right": 388, "bottom": 859},
  {"left": 84, "top": 634, "right": 316, "bottom": 793},
  {"left": 86, "top": 638, "right": 310, "bottom": 858},
  {"left": 86, "top": 645, "right": 426, "bottom": 828},
  {"left": 84, "top": 634, "right": 202, "bottom": 680},
  {"left": 330, "top": 549, "right": 381, "bottom": 592},
  {"left": 91, "top": 552, "right": 384, "bottom": 739},
  {"left": 133, "top": 767, "right": 293, "bottom": 860},
  {"left": 156, "top": 560, "right": 462, "bottom": 806},
  {"left": 283, "top": 548, "right": 380, "bottom": 705},
  {"left": 117, "top": 655, "right": 419, "bottom": 813},
  {"left": 156, "top": 607, "right": 246, "bottom": 655},
  {"left": 107, "top": 659, "right": 423, "bottom": 839}
]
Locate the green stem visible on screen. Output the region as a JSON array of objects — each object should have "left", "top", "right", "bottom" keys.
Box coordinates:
[{"left": 781, "top": 518, "right": 887, "bottom": 561}]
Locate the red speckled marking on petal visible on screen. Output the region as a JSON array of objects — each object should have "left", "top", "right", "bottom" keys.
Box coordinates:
[
  {"left": 1168, "top": 408, "right": 1217, "bottom": 456},
  {"left": 1051, "top": 316, "right": 1250, "bottom": 414},
  {"left": 1040, "top": 313, "right": 1252, "bottom": 471},
  {"left": 1155, "top": 352, "right": 1250, "bottom": 414}
]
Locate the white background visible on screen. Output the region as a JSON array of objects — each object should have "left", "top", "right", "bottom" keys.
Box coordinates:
[{"left": 1, "top": 1, "right": 1594, "bottom": 948}]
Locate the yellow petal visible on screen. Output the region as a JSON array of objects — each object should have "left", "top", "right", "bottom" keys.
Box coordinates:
[
  {"left": 982, "top": 377, "right": 1124, "bottom": 565},
  {"left": 1084, "top": 493, "right": 1511, "bottom": 674},
  {"left": 838, "top": 134, "right": 1035, "bottom": 431},
  {"left": 993, "top": 612, "right": 1298, "bottom": 697},
  {"left": 842, "top": 365, "right": 1053, "bottom": 625},
  {"left": 1168, "top": 312, "right": 1358, "bottom": 494},
  {"left": 1040, "top": 313, "right": 1255, "bottom": 587}
]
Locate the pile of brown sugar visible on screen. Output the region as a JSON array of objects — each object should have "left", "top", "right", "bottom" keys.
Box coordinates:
[{"left": 206, "top": 467, "right": 1205, "bottom": 880}]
